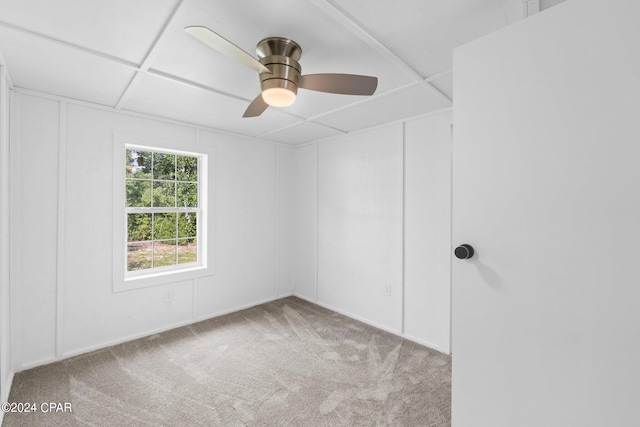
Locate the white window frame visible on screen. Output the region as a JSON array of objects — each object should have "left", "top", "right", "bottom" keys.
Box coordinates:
[{"left": 113, "top": 134, "right": 213, "bottom": 292}]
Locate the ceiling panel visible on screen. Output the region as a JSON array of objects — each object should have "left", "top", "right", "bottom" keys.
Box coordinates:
[
  {"left": 151, "top": 0, "right": 414, "bottom": 101},
  {"left": 121, "top": 72, "right": 300, "bottom": 137},
  {"left": 0, "top": 0, "right": 537, "bottom": 144},
  {"left": 259, "top": 121, "right": 344, "bottom": 145},
  {"left": 0, "top": 0, "right": 178, "bottom": 64},
  {"left": 332, "top": 0, "right": 521, "bottom": 77},
  {"left": 314, "top": 83, "right": 451, "bottom": 132},
  {"left": 278, "top": 87, "right": 378, "bottom": 120},
  {"left": 0, "top": 27, "right": 135, "bottom": 106}
]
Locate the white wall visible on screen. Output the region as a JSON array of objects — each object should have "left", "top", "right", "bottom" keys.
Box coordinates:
[
  {"left": 293, "top": 113, "right": 452, "bottom": 352},
  {"left": 0, "top": 66, "right": 12, "bottom": 416},
  {"left": 9, "top": 92, "right": 294, "bottom": 370},
  {"left": 318, "top": 125, "right": 404, "bottom": 331},
  {"left": 404, "top": 115, "right": 452, "bottom": 351},
  {"left": 292, "top": 143, "right": 317, "bottom": 301},
  {"left": 276, "top": 146, "right": 294, "bottom": 297},
  {"left": 7, "top": 90, "right": 450, "bottom": 371}
]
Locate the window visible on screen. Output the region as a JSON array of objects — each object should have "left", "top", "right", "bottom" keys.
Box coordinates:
[
  {"left": 113, "top": 135, "right": 212, "bottom": 292},
  {"left": 125, "top": 147, "right": 200, "bottom": 274}
]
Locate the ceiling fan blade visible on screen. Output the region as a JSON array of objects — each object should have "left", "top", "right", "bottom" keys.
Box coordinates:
[
  {"left": 299, "top": 74, "right": 378, "bottom": 96},
  {"left": 243, "top": 94, "right": 269, "bottom": 117},
  {"left": 184, "top": 26, "right": 271, "bottom": 74}
]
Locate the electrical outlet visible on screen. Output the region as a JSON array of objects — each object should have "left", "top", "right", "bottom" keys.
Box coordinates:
[
  {"left": 383, "top": 284, "right": 391, "bottom": 296},
  {"left": 165, "top": 291, "right": 173, "bottom": 302}
]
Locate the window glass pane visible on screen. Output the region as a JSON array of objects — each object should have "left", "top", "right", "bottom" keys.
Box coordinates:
[
  {"left": 152, "top": 181, "right": 176, "bottom": 207},
  {"left": 178, "top": 238, "right": 197, "bottom": 264},
  {"left": 153, "top": 152, "right": 176, "bottom": 180},
  {"left": 126, "top": 149, "right": 151, "bottom": 179},
  {"left": 127, "top": 213, "right": 152, "bottom": 241},
  {"left": 127, "top": 242, "right": 152, "bottom": 271},
  {"left": 178, "top": 212, "right": 197, "bottom": 238},
  {"left": 126, "top": 180, "right": 151, "bottom": 207},
  {"left": 177, "top": 182, "right": 197, "bottom": 208},
  {"left": 153, "top": 241, "right": 177, "bottom": 267},
  {"left": 124, "top": 147, "right": 202, "bottom": 276},
  {"left": 177, "top": 155, "right": 198, "bottom": 182},
  {"left": 154, "top": 213, "right": 176, "bottom": 240}
]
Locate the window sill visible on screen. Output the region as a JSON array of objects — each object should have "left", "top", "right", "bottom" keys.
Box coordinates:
[{"left": 114, "top": 264, "right": 213, "bottom": 292}]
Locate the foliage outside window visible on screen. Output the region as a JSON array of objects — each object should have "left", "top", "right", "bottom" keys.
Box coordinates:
[{"left": 125, "top": 146, "right": 200, "bottom": 274}]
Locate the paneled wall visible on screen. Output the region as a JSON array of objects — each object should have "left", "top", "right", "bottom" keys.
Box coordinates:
[
  {"left": 0, "top": 67, "right": 12, "bottom": 411},
  {"left": 404, "top": 115, "right": 452, "bottom": 351},
  {"left": 292, "top": 143, "right": 317, "bottom": 301},
  {"left": 9, "top": 92, "right": 293, "bottom": 370},
  {"left": 8, "top": 89, "right": 451, "bottom": 371},
  {"left": 318, "top": 125, "right": 404, "bottom": 332},
  {"left": 293, "top": 112, "right": 452, "bottom": 353}
]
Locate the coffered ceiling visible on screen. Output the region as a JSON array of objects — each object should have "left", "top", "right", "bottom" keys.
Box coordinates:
[{"left": 0, "top": 0, "right": 565, "bottom": 144}]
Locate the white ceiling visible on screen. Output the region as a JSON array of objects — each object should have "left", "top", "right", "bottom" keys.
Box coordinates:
[{"left": 0, "top": 0, "right": 564, "bottom": 145}]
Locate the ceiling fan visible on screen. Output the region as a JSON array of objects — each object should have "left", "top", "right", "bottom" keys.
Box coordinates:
[{"left": 184, "top": 26, "right": 378, "bottom": 117}]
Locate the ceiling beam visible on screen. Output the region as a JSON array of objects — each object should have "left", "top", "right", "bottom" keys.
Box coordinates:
[
  {"left": 255, "top": 80, "right": 438, "bottom": 140},
  {"left": 115, "top": 0, "right": 187, "bottom": 109},
  {"left": 308, "top": 0, "right": 452, "bottom": 105},
  {"left": 0, "top": 19, "right": 139, "bottom": 70},
  {"left": 254, "top": 115, "right": 347, "bottom": 140},
  {"left": 424, "top": 69, "right": 452, "bottom": 84},
  {"left": 145, "top": 68, "right": 251, "bottom": 104},
  {"left": 306, "top": 81, "right": 419, "bottom": 122},
  {"left": 12, "top": 86, "right": 294, "bottom": 147}
]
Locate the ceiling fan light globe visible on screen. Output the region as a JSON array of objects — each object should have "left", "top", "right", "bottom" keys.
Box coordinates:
[{"left": 262, "top": 87, "right": 296, "bottom": 107}]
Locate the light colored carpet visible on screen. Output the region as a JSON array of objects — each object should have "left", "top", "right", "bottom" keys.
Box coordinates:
[{"left": 3, "top": 297, "right": 451, "bottom": 426}]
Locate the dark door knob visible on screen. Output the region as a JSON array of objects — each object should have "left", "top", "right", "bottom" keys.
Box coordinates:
[{"left": 455, "top": 244, "right": 475, "bottom": 260}]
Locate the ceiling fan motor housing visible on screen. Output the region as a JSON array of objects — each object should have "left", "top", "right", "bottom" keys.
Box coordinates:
[{"left": 256, "top": 37, "right": 303, "bottom": 95}]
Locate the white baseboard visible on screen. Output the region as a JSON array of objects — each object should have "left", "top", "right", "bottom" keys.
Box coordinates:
[
  {"left": 2, "top": 370, "right": 13, "bottom": 401},
  {"left": 294, "top": 293, "right": 448, "bottom": 355},
  {"left": 311, "top": 299, "right": 403, "bottom": 336},
  {"left": 15, "top": 292, "right": 447, "bottom": 374},
  {"left": 0, "top": 370, "right": 14, "bottom": 425},
  {"left": 402, "top": 333, "right": 444, "bottom": 354},
  {"left": 291, "top": 292, "right": 317, "bottom": 304},
  {"left": 277, "top": 292, "right": 295, "bottom": 299},
  {"left": 16, "top": 295, "right": 292, "bottom": 372},
  {"left": 17, "top": 317, "right": 198, "bottom": 372},
  {"left": 194, "top": 295, "right": 285, "bottom": 322}
]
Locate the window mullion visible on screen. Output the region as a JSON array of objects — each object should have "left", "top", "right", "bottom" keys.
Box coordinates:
[
  {"left": 126, "top": 207, "right": 199, "bottom": 213},
  {"left": 125, "top": 145, "right": 201, "bottom": 275}
]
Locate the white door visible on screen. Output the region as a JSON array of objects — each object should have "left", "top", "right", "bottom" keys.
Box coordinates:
[{"left": 452, "top": 1, "right": 640, "bottom": 426}]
